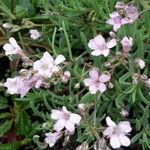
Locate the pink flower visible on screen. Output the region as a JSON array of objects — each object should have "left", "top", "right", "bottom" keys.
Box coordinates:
[
  {"left": 121, "top": 36, "right": 133, "bottom": 52},
  {"left": 106, "top": 12, "right": 129, "bottom": 32},
  {"left": 103, "top": 117, "right": 132, "bottom": 149},
  {"left": 84, "top": 68, "right": 111, "bottom": 94},
  {"left": 51, "top": 106, "right": 81, "bottom": 132},
  {"left": 18, "top": 73, "right": 44, "bottom": 98},
  {"left": 4, "top": 73, "right": 44, "bottom": 98},
  {"left": 125, "top": 4, "right": 139, "bottom": 23},
  {"left": 45, "top": 132, "right": 62, "bottom": 147},
  {"left": 88, "top": 35, "right": 116, "bottom": 57},
  {"left": 33, "top": 52, "right": 65, "bottom": 78},
  {"left": 3, "top": 37, "right": 26, "bottom": 57}
]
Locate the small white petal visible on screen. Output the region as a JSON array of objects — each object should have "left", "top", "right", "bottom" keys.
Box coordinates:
[
  {"left": 110, "top": 134, "right": 121, "bottom": 149},
  {"left": 69, "top": 113, "right": 81, "bottom": 124},
  {"left": 54, "top": 119, "right": 65, "bottom": 132},
  {"left": 55, "top": 55, "right": 65, "bottom": 65},
  {"left": 118, "top": 121, "right": 132, "bottom": 133},
  {"left": 107, "top": 39, "right": 117, "bottom": 49},
  {"left": 106, "top": 117, "right": 116, "bottom": 127},
  {"left": 119, "top": 134, "right": 131, "bottom": 147}
]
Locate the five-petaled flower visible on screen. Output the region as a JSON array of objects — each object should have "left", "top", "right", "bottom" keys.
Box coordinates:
[
  {"left": 103, "top": 116, "right": 132, "bottom": 149},
  {"left": 33, "top": 52, "right": 65, "bottom": 78},
  {"left": 84, "top": 68, "right": 111, "bottom": 94},
  {"left": 106, "top": 12, "right": 129, "bottom": 32},
  {"left": 51, "top": 106, "right": 81, "bottom": 132},
  {"left": 88, "top": 34, "right": 116, "bottom": 56}
]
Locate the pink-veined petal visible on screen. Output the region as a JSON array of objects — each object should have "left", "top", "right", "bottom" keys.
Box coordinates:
[
  {"left": 83, "top": 79, "right": 94, "bottom": 86},
  {"left": 89, "top": 68, "right": 99, "bottom": 79},
  {"left": 106, "top": 18, "right": 113, "bottom": 25},
  {"left": 110, "top": 134, "right": 121, "bottom": 149},
  {"left": 121, "top": 17, "right": 130, "bottom": 25},
  {"left": 99, "top": 74, "right": 111, "bottom": 83},
  {"left": 54, "top": 119, "right": 65, "bottom": 132},
  {"left": 98, "top": 83, "right": 106, "bottom": 93},
  {"left": 107, "top": 39, "right": 117, "bottom": 49},
  {"left": 89, "top": 85, "right": 98, "bottom": 94}
]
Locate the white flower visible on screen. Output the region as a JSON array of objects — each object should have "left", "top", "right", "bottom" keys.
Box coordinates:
[
  {"left": 103, "top": 117, "right": 132, "bottom": 149},
  {"left": 45, "top": 132, "right": 62, "bottom": 147},
  {"left": 78, "top": 103, "right": 86, "bottom": 111},
  {"left": 29, "top": 29, "right": 41, "bottom": 40},
  {"left": 51, "top": 106, "right": 81, "bottom": 132},
  {"left": 88, "top": 34, "right": 117, "bottom": 57},
  {"left": 135, "top": 58, "right": 145, "bottom": 69},
  {"left": 33, "top": 52, "right": 65, "bottom": 78},
  {"left": 3, "top": 37, "right": 26, "bottom": 57}
]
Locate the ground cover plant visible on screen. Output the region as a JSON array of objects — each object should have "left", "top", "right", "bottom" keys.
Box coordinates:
[{"left": 0, "top": 0, "right": 150, "bottom": 150}]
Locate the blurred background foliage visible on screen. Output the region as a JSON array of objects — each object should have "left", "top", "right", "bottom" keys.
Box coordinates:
[{"left": 0, "top": 0, "right": 150, "bottom": 149}]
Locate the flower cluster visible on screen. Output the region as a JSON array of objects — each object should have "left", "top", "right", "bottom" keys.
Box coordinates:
[
  {"left": 3, "top": 37, "right": 66, "bottom": 98},
  {"left": 107, "top": 2, "right": 139, "bottom": 31}
]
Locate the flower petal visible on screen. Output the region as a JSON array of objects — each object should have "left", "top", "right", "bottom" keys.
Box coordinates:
[
  {"left": 99, "top": 74, "right": 111, "bottom": 83},
  {"left": 110, "top": 134, "right": 121, "bottom": 149},
  {"left": 83, "top": 79, "right": 94, "bottom": 86},
  {"left": 88, "top": 39, "right": 99, "bottom": 50},
  {"left": 106, "top": 117, "right": 116, "bottom": 127},
  {"left": 91, "top": 50, "right": 102, "bottom": 56},
  {"left": 103, "top": 126, "right": 114, "bottom": 137},
  {"left": 119, "top": 134, "right": 131, "bottom": 147},
  {"left": 89, "top": 68, "right": 99, "bottom": 79},
  {"left": 9, "top": 37, "right": 19, "bottom": 48},
  {"left": 54, "top": 119, "right": 65, "bottom": 132},
  {"left": 69, "top": 113, "right": 81, "bottom": 124},
  {"left": 98, "top": 83, "right": 106, "bottom": 93},
  {"left": 51, "top": 110, "right": 64, "bottom": 120},
  {"left": 65, "top": 121, "right": 75, "bottom": 132},
  {"left": 55, "top": 55, "right": 65, "bottom": 65},
  {"left": 118, "top": 121, "right": 132, "bottom": 133},
  {"left": 3, "top": 43, "right": 13, "bottom": 51},
  {"left": 101, "top": 49, "right": 110, "bottom": 57},
  {"left": 89, "top": 85, "right": 98, "bottom": 94},
  {"left": 107, "top": 39, "right": 117, "bottom": 49}
]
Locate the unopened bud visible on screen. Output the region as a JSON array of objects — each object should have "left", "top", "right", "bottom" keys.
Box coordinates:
[{"left": 75, "top": 83, "right": 80, "bottom": 89}]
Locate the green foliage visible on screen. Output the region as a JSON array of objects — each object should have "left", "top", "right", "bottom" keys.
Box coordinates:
[{"left": 0, "top": 0, "right": 150, "bottom": 149}]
